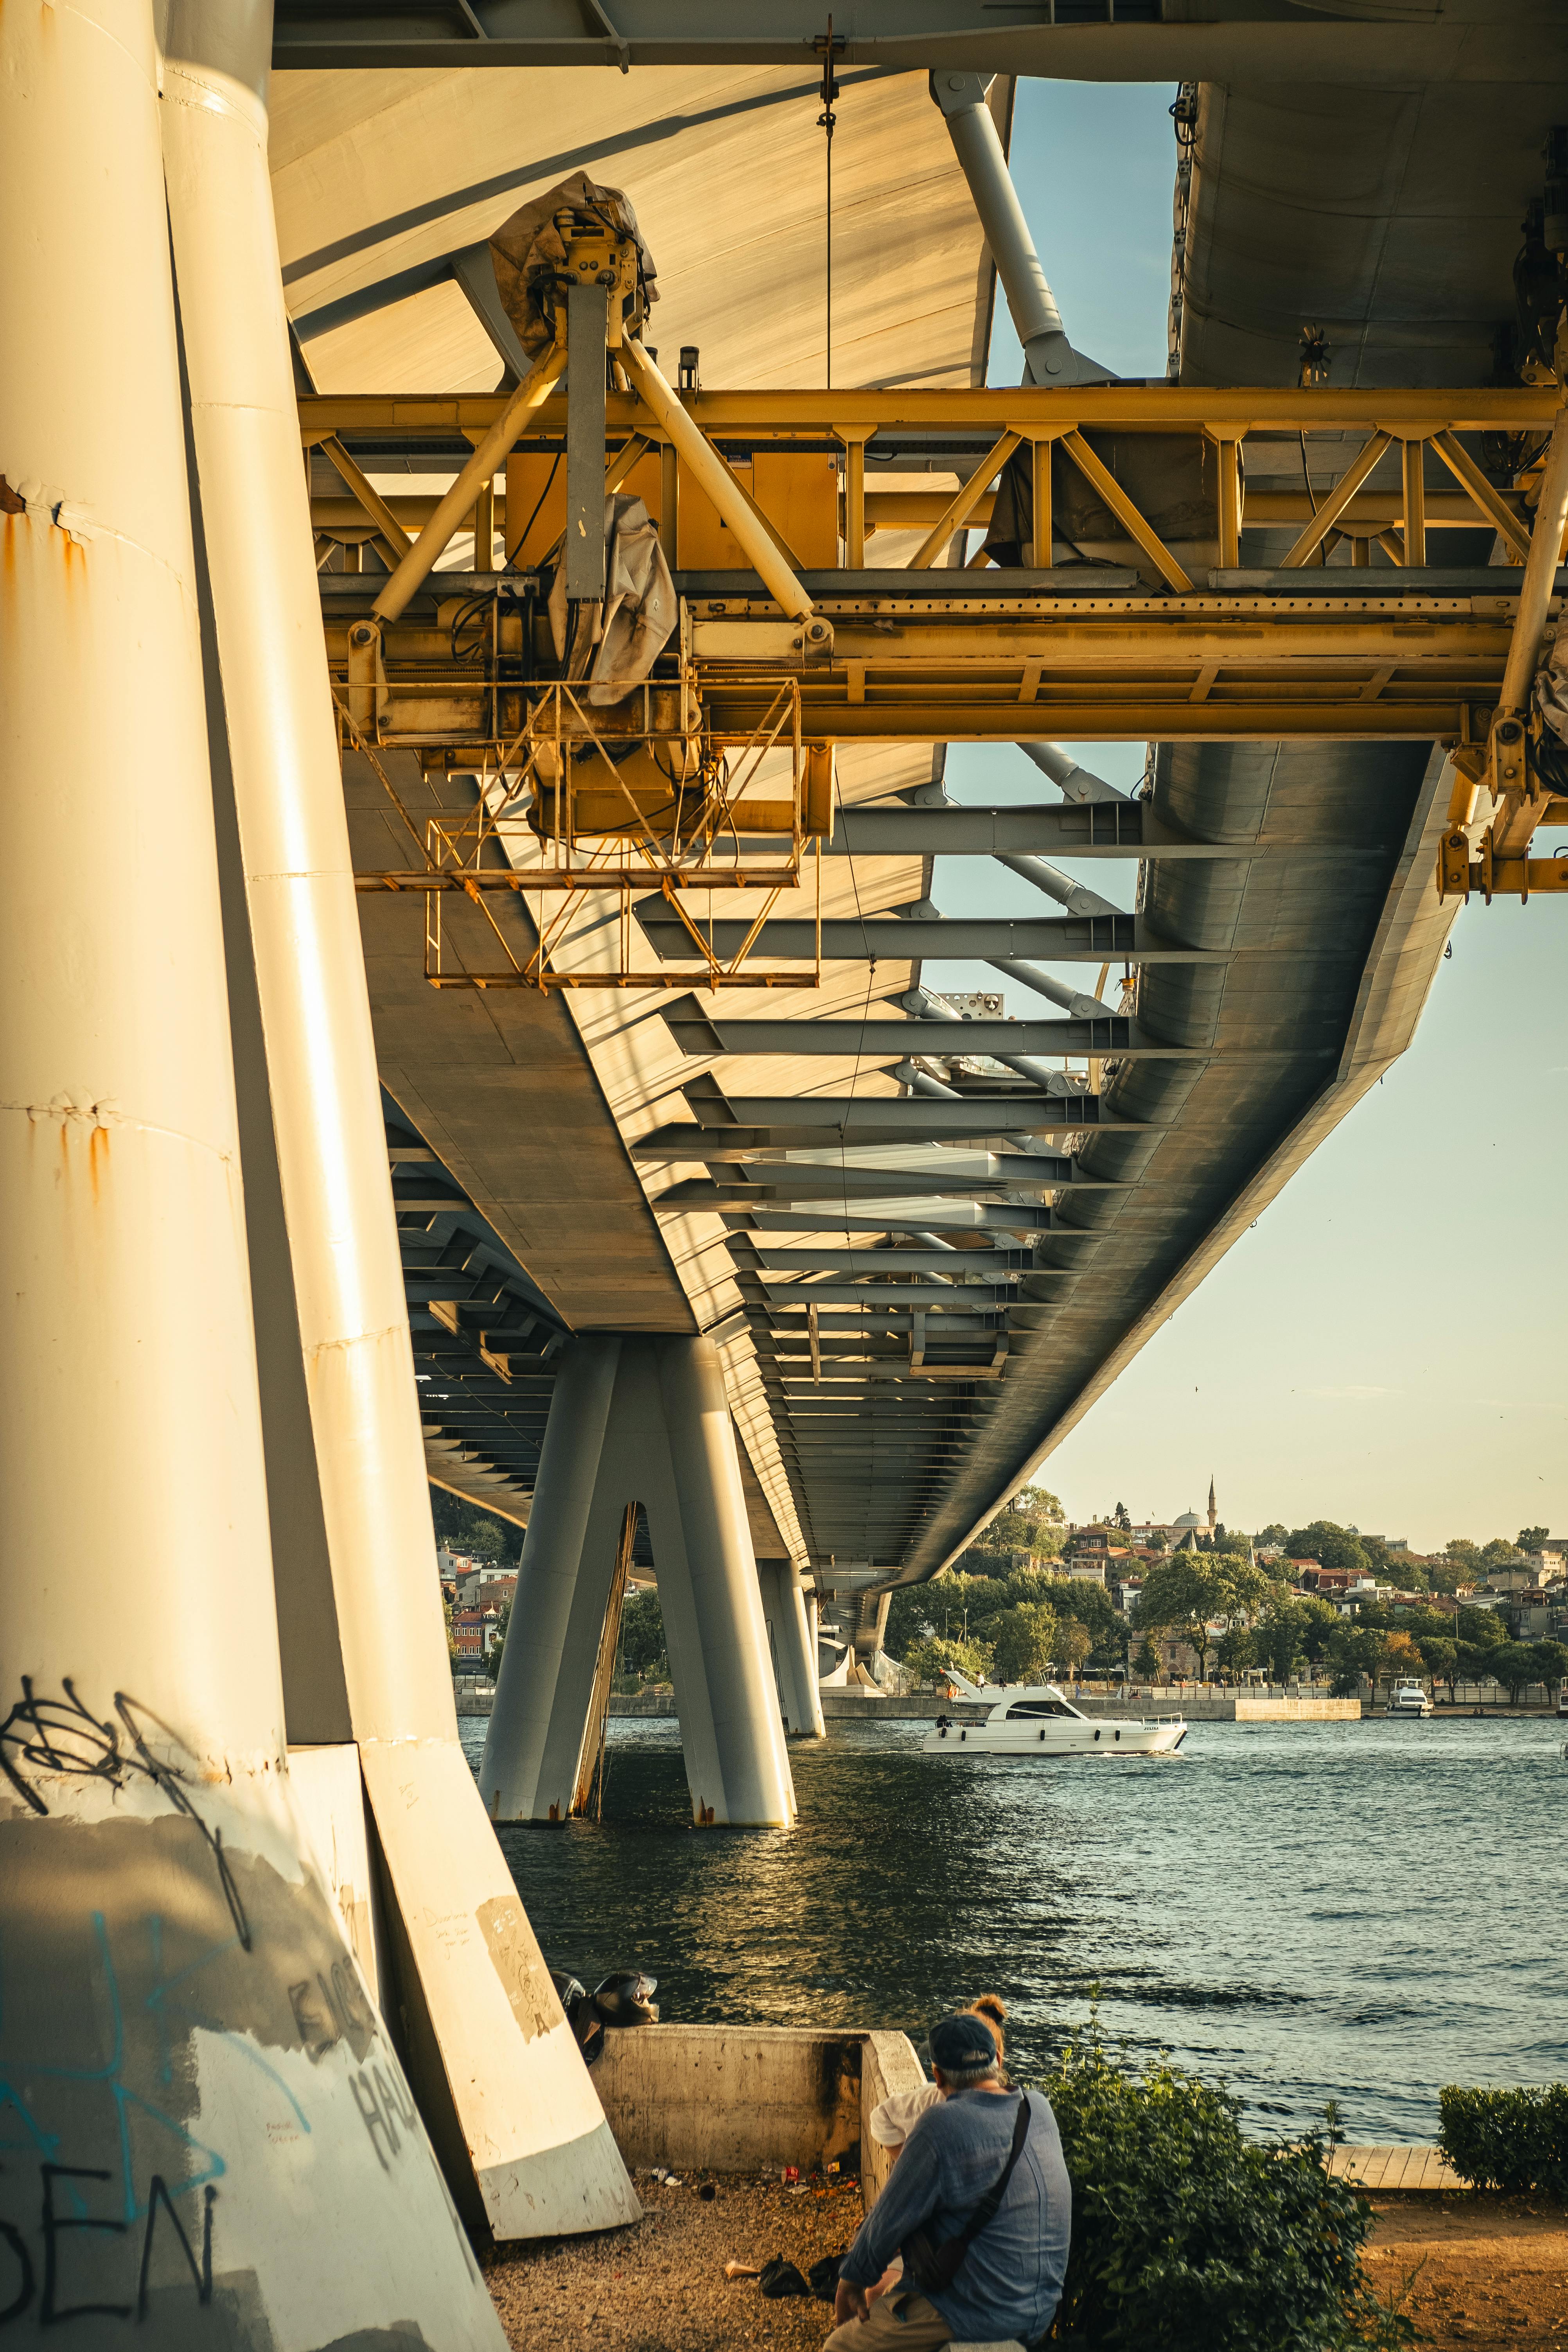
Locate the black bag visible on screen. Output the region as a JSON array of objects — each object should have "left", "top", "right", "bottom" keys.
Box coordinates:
[
  {"left": 900, "top": 2095, "right": 1031, "bottom": 2295},
  {"left": 758, "top": 2256, "right": 810, "bottom": 2300},
  {"left": 808, "top": 2255, "right": 844, "bottom": 2303}
]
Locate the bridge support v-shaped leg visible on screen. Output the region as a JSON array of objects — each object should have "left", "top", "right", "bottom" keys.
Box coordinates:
[
  {"left": 481, "top": 1338, "right": 625, "bottom": 1821},
  {"left": 759, "top": 1562, "right": 827, "bottom": 1738},
  {"left": 483, "top": 1338, "right": 797, "bottom": 1826},
  {"left": 645, "top": 1338, "right": 799, "bottom": 1825}
]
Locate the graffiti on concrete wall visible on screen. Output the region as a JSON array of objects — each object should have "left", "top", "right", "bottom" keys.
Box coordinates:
[
  {"left": 0, "top": 1678, "right": 250, "bottom": 1948},
  {"left": 0, "top": 1672, "right": 474, "bottom": 2332}
]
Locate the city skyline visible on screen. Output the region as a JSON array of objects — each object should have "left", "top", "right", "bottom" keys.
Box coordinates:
[{"left": 1038, "top": 1488, "right": 1555, "bottom": 1552}]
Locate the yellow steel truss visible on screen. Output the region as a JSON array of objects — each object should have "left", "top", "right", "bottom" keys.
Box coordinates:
[{"left": 314, "top": 374, "right": 1568, "bottom": 940}]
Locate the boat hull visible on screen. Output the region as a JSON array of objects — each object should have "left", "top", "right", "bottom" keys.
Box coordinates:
[{"left": 923, "top": 1719, "right": 1186, "bottom": 1757}]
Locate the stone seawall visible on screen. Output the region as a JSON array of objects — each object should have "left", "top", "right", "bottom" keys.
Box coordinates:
[
  {"left": 636, "top": 1691, "right": 1364, "bottom": 1724},
  {"left": 453, "top": 1689, "right": 1551, "bottom": 1724},
  {"left": 591, "top": 1691, "right": 1365, "bottom": 1724}
]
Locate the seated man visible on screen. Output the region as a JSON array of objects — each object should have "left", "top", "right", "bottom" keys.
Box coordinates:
[{"left": 828, "top": 2012, "right": 1071, "bottom": 2352}]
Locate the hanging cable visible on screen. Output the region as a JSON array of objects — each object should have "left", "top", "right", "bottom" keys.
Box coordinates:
[
  {"left": 1299, "top": 430, "right": 1329, "bottom": 569},
  {"left": 815, "top": 19, "right": 842, "bottom": 388},
  {"left": 506, "top": 448, "right": 560, "bottom": 574}
]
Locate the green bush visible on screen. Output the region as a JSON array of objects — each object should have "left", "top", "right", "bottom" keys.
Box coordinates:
[
  {"left": 1437, "top": 2084, "right": 1568, "bottom": 2196},
  {"left": 1042, "top": 2022, "right": 1410, "bottom": 2351}
]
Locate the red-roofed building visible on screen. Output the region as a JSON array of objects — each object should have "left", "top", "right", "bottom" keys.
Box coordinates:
[
  {"left": 1296, "top": 1564, "right": 1347, "bottom": 1592},
  {"left": 451, "top": 1607, "right": 504, "bottom": 1663}
]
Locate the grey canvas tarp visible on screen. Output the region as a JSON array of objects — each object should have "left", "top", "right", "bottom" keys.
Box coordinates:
[
  {"left": 548, "top": 494, "right": 677, "bottom": 704},
  {"left": 489, "top": 172, "right": 659, "bottom": 359}
]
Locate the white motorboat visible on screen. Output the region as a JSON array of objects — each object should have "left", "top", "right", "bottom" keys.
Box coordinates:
[
  {"left": 1386, "top": 1678, "right": 1434, "bottom": 1717},
  {"left": 922, "top": 1673, "right": 1187, "bottom": 1758}
]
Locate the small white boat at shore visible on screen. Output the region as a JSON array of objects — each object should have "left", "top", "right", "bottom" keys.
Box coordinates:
[
  {"left": 1386, "top": 1678, "right": 1434, "bottom": 1718},
  {"left": 923, "top": 1673, "right": 1187, "bottom": 1758}
]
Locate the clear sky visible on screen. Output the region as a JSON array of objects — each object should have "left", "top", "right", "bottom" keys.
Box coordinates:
[{"left": 916, "top": 79, "right": 1568, "bottom": 1552}]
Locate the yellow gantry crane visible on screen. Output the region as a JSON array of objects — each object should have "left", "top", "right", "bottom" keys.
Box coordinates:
[{"left": 304, "top": 212, "right": 1568, "bottom": 987}]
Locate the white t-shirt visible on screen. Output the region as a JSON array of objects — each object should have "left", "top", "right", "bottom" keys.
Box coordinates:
[{"left": 867, "top": 2082, "right": 943, "bottom": 2147}]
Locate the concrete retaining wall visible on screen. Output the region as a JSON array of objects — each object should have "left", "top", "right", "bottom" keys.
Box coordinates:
[
  {"left": 457, "top": 1690, "right": 1464, "bottom": 1725},
  {"left": 1065, "top": 1693, "right": 1360, "bottom": 1721},
  {"left": 1233, "top": 1697, "right": 1361, "bottom": 1720},
  {"left": 454, "top": 1691, "right": 1374, "bottom": 1725},
  {"left": 593, "top": 2023, "right": 925, "bottom": 2189},
  {"left": 590, "top": 1692, "right": 1364, "bottom": 1724}
]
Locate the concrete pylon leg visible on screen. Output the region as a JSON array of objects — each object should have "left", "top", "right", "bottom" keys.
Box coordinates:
[
  {"left": 157, "top": 0, "right": 638, "bottom": 2241},
  {"left": 0, "top": 5, "right": 504, "bottom": 2343},
  {"left": 483, "top": 1338, "right": 796, "bottom": 1826},
  {"left": 791, "top": 1576, "right": 826, "bottom": 1736},
  {"left": 644, "top": 1339, "right": 797, "bottom": 1826},
  {"left": 481, "top": 1339, "right": 621, "bottom": 1821},
  {"left": 759, "top": 1563, "right": 827, "bottom": 1738}
]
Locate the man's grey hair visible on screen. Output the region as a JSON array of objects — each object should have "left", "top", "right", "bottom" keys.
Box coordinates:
[{"left": 940, "top": 2055, "right": 1002, "bottom": 2090}]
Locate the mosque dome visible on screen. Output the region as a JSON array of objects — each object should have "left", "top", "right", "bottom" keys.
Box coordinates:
[{"left": 1173, "top": 1510, "right": 1202, "bottom": 1529}]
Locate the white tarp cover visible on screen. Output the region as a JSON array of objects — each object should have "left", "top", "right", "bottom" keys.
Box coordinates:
[
  {"left": 1535, "top": 629, "right": 1568, "bottom": 747},
  {"left": 489, "top": 171, "right": 658, "bottom": 359},
  {"left": 547, "top": 493, "right": 676, "bottom": 703}
]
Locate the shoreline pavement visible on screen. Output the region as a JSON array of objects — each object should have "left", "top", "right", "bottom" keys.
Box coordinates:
[{"left": 454, "top": 1688, "right": 1564, "bottom": 1723}]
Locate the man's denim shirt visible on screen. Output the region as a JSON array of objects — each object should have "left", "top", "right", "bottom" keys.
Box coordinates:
[{"left": 839, "top": 2087, "right": 1072, "bottom": 2345}]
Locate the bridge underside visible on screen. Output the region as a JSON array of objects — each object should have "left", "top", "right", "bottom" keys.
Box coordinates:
[
  {"left": 27, "top": 9, "right": 1568, "bottom": 2316},
  {"left": 278, "top": 25, "right": 1565, "bottom": 1591}
]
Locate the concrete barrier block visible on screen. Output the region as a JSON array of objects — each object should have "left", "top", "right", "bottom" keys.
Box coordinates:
[
  {"left": 860, "top": 2028, "right": 929, "bottom": 2205},
  {"left": 596, "top": 2023, "right": 863, "bottom": 2174}
]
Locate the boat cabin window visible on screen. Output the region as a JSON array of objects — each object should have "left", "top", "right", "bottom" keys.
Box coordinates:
[{"left": 1005, "top": 1700, "right": 1074, "bottom": 1719}]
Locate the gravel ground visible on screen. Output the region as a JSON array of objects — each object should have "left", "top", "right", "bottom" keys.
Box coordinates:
[
  {"left": 484, "top": 2172, "right": 860, "bottom": 2352},
  {"left": 485, "top": 2180, "right": 1568, "bottom": 2350},
  {"left": 1363, "top": 2194, "right": 1568, "bottom": 2348}
]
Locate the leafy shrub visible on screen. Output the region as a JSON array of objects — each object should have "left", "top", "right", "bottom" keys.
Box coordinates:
[
  {"left": 1437, "top": 2084, "right": 1568, "bottom": 2196},
  {"left": 905, "top": 1633, "right": 993, "bottom": 1687},
  {"left": 1042, "top": 2021, "right": 1409, "bottom": 2350}
]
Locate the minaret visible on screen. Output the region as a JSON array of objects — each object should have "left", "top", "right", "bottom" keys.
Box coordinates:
[{"left": 1207, "top": 1475, "right": 1217, "bottom": 1536}]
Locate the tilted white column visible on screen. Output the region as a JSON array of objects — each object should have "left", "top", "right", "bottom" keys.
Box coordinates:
[
  {"left": 758, "top": 1562, "right": 827, "bottom": 1738},
  {"left": 481, "top": 1338, "right": 623, "bottom": 1820},
  {"left": 0, "top": 5, "right": 505, "bottom": 2342},
  {"left": 650, "top": 1339, "right": 798, "bottom": 1825},
  {"left": 791, "top": 1575, "right": 827, "bottom": 1736},
  {"left": 156, "top": 0, "right": 638, "bottom": 2239}
]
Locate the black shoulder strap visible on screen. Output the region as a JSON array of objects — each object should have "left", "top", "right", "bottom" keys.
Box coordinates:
[{"left": 953, "top": 2094, "right": 1031, "bottom": 2253}]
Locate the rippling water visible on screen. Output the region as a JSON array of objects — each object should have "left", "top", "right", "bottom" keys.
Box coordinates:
[{"left": 461, "top": 1714, "right": 1568, "bottom": 2142}]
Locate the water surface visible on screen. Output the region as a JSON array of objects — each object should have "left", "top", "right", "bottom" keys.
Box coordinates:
[{"left": 462, "top": 1714, "right": 1568, "bottom": 2142}]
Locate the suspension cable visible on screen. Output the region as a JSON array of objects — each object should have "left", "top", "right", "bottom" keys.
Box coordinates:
[{"left": 815, "top": 19, "right": 842, "bottom": 388}]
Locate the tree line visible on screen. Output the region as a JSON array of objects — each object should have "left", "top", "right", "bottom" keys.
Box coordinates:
[
  {"left": 882, "top": 1535, "right": 1568, "bottom": 1703},
  {"left": 884, "top": 1564, "right": 1124, "bottom": 1688},
  {"left": 954, "top": 1495, "right": 1557, "bottom": 1600},
  {"left": 440, "top": 1482, "right": 1563, "bottom": 1701}
]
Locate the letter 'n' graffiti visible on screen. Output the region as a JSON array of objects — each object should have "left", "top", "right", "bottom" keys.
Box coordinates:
[{"left": 15, "top": 2165, "right": 216, "bottom": 2326}]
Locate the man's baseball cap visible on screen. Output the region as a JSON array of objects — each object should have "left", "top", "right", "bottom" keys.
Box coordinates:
[{"left": 929, "top": 2012, "right": 999, "bottom": 2072}]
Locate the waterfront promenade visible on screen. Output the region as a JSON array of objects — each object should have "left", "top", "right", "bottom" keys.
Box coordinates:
[{"left": 455, "top": 1687, "right": 1367, "bottom": 1722}]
